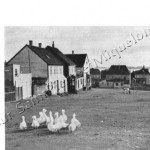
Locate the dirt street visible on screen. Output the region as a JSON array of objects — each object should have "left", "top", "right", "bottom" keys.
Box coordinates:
[{"left": 5, "top": 89, "right": 150, "bottom": 150}]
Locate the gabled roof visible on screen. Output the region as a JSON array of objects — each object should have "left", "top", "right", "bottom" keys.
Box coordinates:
[
  {"left": 28, "top": 45, "right": 63, "bottom": 65},
  {"left": 7, "top": 45, "right": 63, "bottom": 66},
  {"left": 90, "top": 68, "right": 100, "bottom": 75},
  {"left": 65, "top": 54, "right": 87, "bottom": 67},
  {"left": 134, "top": 66, "right": 150, "bottom": 75},
  {"left": 107, "top": 65, "right": 130, "bottom": 75},
  {"left": 46, "top": 46, "right": 75, "bottom": 66}
]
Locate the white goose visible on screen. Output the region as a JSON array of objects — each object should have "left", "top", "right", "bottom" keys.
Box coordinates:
[
  {"left": 54, "top": 112, "right": 59, "bottom": 124},
  {"left": 71, "top": 113, "right": 81, "bottom": 128},
  {"left": 36, "top": 112, "right": 46, "bottom": 124},
  {"left": 42, "top": 108, "right": 50, "bottom": 124},
  {"left": 19, "top": 116, "right": 27, "bottom": 130},
  {"left": 31, "top": 116, "right": 40, "bottom": 128},
  {"left": 59, "top": 114, "right": 69, "bottom": 128},
  {"left": 61, "top": 109, "right": 67, "bottom": 122},
  {"left": 47, "top": 111, "right": 57, "bottom": 132},
  {"left": 69, "top": 122, "right": 77, "bottom": 132}
]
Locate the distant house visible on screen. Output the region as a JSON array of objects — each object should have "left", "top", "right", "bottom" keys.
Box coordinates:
[
  {"left": 101, "top": 69, "right": 108, "bottom": 80},
  {"left": 99, "top": 65, "right": 131, "bottom": 88},
  {"left": 66, "top": 51, "right": 91, "bottom": 91},
  {"left": 7, "top": 41, "right": 67, "bottom": 96},
  {"left": 132, "top": 66, "right": 150, "bottom": 85},
  {"left": 90, "top": 68, "right": 101, "bottom": 87}
]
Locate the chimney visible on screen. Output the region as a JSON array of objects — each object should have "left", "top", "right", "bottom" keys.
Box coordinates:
[
  {"left": 52, "top": 41, "right": 54, "bottom": 48},
  {"left": 72, "top": 50, "right": 74, "bottom": 54},
  {"left": 38, "top": 43, "right": 42, "bottom": 48},
  {"left": 29, "top": 40, "right": 33, "bottom": 46}
]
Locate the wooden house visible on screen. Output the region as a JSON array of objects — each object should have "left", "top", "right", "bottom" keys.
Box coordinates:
[
  {"left": 66, "top": 51, "right": 91, "bottom": 91},
  {"left": 46, "top": 42, "right": 76, "bottom": 94},
  {"left": 132, "top": 66, "right": 150, "bottom": 85},
  {"left": 90, "top": 68, "right": 101, "bottom": 87},
  {"left": 7, "top": 41, "right": 67, "bottom": 96},
  {"left": 99, "top": 65, "right": 131, "bottom": 88}
]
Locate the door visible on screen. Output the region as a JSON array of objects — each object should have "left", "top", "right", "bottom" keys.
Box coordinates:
[{"left": 57, "top": 80, "right": 59, "bottom": 93}]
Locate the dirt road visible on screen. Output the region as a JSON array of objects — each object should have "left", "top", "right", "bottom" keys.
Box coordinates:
[{"left": 5, "top": 88, "right": 150, "bottom": 150}]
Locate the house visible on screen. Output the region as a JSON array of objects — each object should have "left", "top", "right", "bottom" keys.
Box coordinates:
[
  {"left": 45, "top": 43, "right": 76, "bottom": 94},
  {"left": 99, "top": 65, "right": 131, "bottom": 88},
  {"left": 7, "top": 41, "right": 67, "bottom": 96},
  {"left": 65, "top": 51, "right": 91, "bottom": 91},
  {"left": 132, "top": 66, "right": 150, "bottom": 85},
  {"left": 5, "top": 64, "right": 32, "bottom": 101},
  {"left": 90, "top": 68, "right": 101, "bottom": 87}
]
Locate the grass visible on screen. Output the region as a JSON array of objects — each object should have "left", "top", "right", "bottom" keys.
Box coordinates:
[{"left": 5, "top": 88, "right": 150, "bottom": 150}]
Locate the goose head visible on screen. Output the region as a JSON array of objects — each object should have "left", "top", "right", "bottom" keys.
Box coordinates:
[
  {"left": 42, "top": 108, "right": 47, "bottom": 113},
  {"left": 32, "top": 116, "right": 36, "bottom": 120},
  {"left": 22, "top": 116, "right": 25, "bottom": 121},
  {"left": 73, "top": 113, "right": 76, "bottom": 118},
  {"left": 55, "top": 112, "right": 59, "bottom": 117},
  {"left": 49, "top": 111, "right": 52, "bottom": 117},
  {"left": 62, "top": 109, "right": 65, "bottom": 114}
]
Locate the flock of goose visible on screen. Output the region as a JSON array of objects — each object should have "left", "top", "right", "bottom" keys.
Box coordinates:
[{"left": 19, "top": 109, "right": 81, "bottom": 133}]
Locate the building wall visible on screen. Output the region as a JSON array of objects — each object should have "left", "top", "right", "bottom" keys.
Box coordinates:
[
  {"left": 8, "top": 46, "right": 48, "bottom": 78},
  {"left": 76, "top": 77, "right": 84, "bottom": 90},
  {"left": 15, "top": 73, "right": 32, "bottom": 99},
  {"left": 76, "top": 67, "right": 83, "bottom": 76},
  {"left": 135, "top": 74, "right": 147, "bottom": 78},
  {"left": 114, "top": 82, "right": 122, "bottom": 88},
  {"left": 106, "top": 74, "right": 129, "bottom": 80},
  {"left": 48, "top": 65, "right": 67, "bottom": 95},
  {"left": 146, "top": 75, "right": 150, "bottom": 84},
  {"left": 99, "top": 80, "right": 114, "bottom": 88},
  {"left": 69, "top": 65, "right": 76, "bottom": 76},
  {"left": 83, "top": 56, "right": 91, "bottom": 87},
  {"left": 13, "top": 64, "right": 20, "bottom": 85},
  {"left": 5, "top": 65, "right": 14, "bottom": 92}
]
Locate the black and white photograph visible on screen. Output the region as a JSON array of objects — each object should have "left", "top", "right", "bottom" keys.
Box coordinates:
[{"left": 1, "top": 1, "right": 150, "bottom": 150}]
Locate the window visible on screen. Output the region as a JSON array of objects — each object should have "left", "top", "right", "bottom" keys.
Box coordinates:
[
  {"left": 55, "top": 66, "right": 58, "bottom": 74},
  {"left": 107, "top": 82, "right": 109, "bottom": 86},
  {"left": 60, "top": 66, "right": 62, "bottom": 74},
  {"left": 116, "top": 83, "right": 119, "bottom": 86},
  {"left": 54, "top": 66, "right": 57, "bottom": 74},
  {"left": 50, "top": 66, "right": 52, "bottom": 75},
  {"left": 15, "top": 69, "right": 18, "bottom": 76}
]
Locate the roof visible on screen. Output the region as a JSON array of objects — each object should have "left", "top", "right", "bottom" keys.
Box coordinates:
[
  {"left": 134, "top": 66, "right": 150, "bottom": 75},
  {"left": 107, "top": 65, "right": 130, "bottom": 75},
  {"left": 65, "top": 54, "right": 87, "bottom": 67},
  {"left": 90, "top": 68, "right": 100, "bottom": 75},
  {"left": 7, "top": 44, "right": 64, "bottom": 66},
  {"left": 28, "top": 45, "right": 63, "bottom": 65},
  {"left": 46, "top": 46, "right": 75, "bottom": 66}
]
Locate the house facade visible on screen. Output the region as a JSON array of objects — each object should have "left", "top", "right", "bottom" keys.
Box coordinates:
[
  {"left": 99, "top": 65, "right": 131, "bottom": 88},
  {"left": 90, "top": 68, "right": 101, "bottom": 87},
  {"left": 46, "top": 44, "right": 77, "bottom": 94},
  {"left": 132, "top": 66, "right": 150, "bottom": 85},
  {"left": 66, "top": 51, "right": 91, "bottom": 91},
  {"left": 7, "top": 41, "right": 67, "bottom": 96}
]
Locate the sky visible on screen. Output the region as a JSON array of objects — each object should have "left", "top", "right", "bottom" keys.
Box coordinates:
[{"left": 5, "top": 26, "right": 150, "bottom": 68}]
